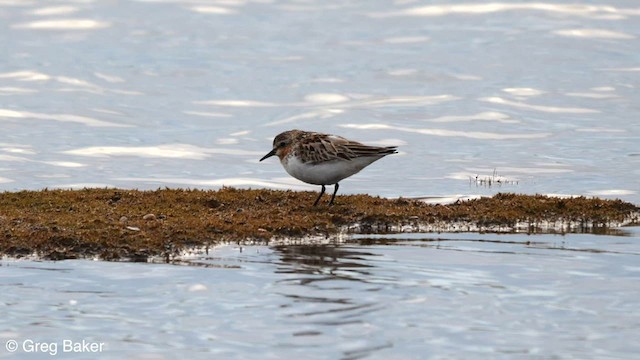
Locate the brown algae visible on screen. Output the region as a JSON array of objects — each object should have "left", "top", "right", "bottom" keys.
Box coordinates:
[{"left": 0, "top": 188, "right": 637, "bottom": 260}]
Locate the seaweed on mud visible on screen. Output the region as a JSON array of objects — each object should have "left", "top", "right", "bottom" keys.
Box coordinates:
[{"left": 0, "top": 188, "right": 637, "bottom": 260}]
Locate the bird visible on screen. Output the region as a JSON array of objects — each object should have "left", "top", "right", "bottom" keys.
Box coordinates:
[{"left": 260, "top": 129, "right": 398, "bottom": 206}]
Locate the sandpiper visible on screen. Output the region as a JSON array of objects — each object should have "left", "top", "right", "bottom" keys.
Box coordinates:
[{"left": 260, "top": 129, "right": 398, "bottom": 205}]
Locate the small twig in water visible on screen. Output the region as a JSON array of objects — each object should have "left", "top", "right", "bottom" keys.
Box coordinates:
[{"left": 470, "top": 168, "right": 519, "bottom": 188}]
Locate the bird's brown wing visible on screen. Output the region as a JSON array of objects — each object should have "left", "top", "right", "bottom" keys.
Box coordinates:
[{"left": 298, "top": 133, "right": 397, "bottom": 164}]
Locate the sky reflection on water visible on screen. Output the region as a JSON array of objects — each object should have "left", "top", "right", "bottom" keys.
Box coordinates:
[
  {"left": 2, "top": 230, "right": 640, "bottom": 359},
  {"left": 0, "top": 0, "right": 638, "bottom": 203}
]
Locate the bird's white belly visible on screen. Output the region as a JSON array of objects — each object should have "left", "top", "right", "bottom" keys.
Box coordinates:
[{"left": 281, "top": 155, "right": 381, "bottom": 185}]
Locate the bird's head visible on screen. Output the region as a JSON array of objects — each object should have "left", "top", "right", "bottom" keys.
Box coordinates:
[{"left": 259, "top": 130, "right": 299, "bottom": 162}]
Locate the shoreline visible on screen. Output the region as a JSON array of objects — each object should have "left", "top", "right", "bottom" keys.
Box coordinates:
[{"left": 1, "top": 188, "right": 638, "bottom": 261}]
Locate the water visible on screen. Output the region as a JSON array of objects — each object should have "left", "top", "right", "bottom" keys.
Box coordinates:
[
  {"left": 2, "top": 1, "right": 640, "bottom": 358},
  {"left": 0, "top": 1, "right": 639, "bottom": 202},
  {"left": 2, "top": 228, "right": 640, "bottom": 359}
]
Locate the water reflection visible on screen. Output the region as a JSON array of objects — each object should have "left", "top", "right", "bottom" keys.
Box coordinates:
[
  {"left": 12, "top": 19, "right": 110, "bottom": 30},
  {"left": 62, "top": 144, "right": 262, "bottom": 159},
  {"left": 383, "top": 36, "right": 429, "bottom": 44},
  {"left": 480, "top": 96, "right": 599, "bottom": 114},
  {"left": 427, "top": 111, "right": 520, "bottom": 124},
  {"left": 0, "top": 87, "right": 37, "bottom": 95},
  {"left": 602, "top": 67, "right": 640, "bottom": 72},
  {"left": 2, "top": 228, "right": 640, "bottom": 359},
  {"left": 30, "top": 6, "right": 79, "bottom": 17},
  {"left": 341, "top": 123, "right": 550, "bottom": 140},
  {"left": 2, "top": 0, "right": 639, "bottom": 202},
  {"left": 182, "top": 110, "right": 232, "bottom": 118},
  {"left": 189, "top": 6, "right": 238, "bottom": 15},
  {"left": 0, "top": 109, "right": 128, "bottom": 127},
  {"left": 553, "top": 28, "right": 635, "bottom": 39},
  {"left": 370, "top": 3, "right": 640, "bottom": 20},
  {"left": 274, "top": 245, "right": 375, "bottom": 276},
  {"left": 195, "top": 93, "right": 456, "bottom": 110},
  {"left": 0, "top": 70, "right": 51, "bottom": 81},
  {"left": 0, "top": 70, "right": 142, "bottom": 97},
  {"left": 566, "top": 92, "right": 619, "bottom": 99}
]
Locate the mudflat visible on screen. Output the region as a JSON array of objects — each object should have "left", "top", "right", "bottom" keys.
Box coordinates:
[{"left": 1, "top": 188, "right": 637, "bottom": 261}]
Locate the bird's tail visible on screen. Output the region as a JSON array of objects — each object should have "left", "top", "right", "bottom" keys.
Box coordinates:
[{"left": 381, "top": 146, "right": 398, "bottom": 155}]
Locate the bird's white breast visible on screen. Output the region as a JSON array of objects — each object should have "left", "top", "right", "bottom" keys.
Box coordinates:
[{"left": 281, "top": 154, "right": 383, "bottom": 185}]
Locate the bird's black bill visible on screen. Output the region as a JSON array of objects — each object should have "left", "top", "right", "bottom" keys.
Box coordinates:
[{"left": 260, "top": 148, "right": 277, "bottom": 162}]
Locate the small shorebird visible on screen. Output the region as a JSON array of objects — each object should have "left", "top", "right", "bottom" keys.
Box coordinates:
[{"left": 260, "top": 130, "right": 397, "bottom": 206}]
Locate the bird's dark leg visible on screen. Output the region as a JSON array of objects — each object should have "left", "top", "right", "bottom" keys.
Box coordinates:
[
  {"left": 313, "top": 185, "right": 326, "bottom": 206},
  {"left": 329, "top": 183, "right": 339, "bottom": 205}
]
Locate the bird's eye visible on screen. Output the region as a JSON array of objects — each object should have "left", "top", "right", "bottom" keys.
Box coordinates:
[{"left": 279, "top": 141, "right": 286, "bottom": 147}]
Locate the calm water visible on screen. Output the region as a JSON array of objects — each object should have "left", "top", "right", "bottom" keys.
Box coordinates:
[
  {"left": 2, "top": 228, "right": 640, "bottom": 359},
  {"left": 0, "top": 0, "right": 639, "bottom": 202},
  {"left": 2, "top": 1, "right": 640, "bottom": 359}
]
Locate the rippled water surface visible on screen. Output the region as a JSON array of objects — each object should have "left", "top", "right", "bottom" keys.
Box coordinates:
[
  {"left": 2, "top": 1, "right": 640, "bottom": 359},
  {"left": 1, "top": 0, "right": 639, "bottom": 202},
  {"left": 2, "top": 228, "right": 640, "bottom": 359}
]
